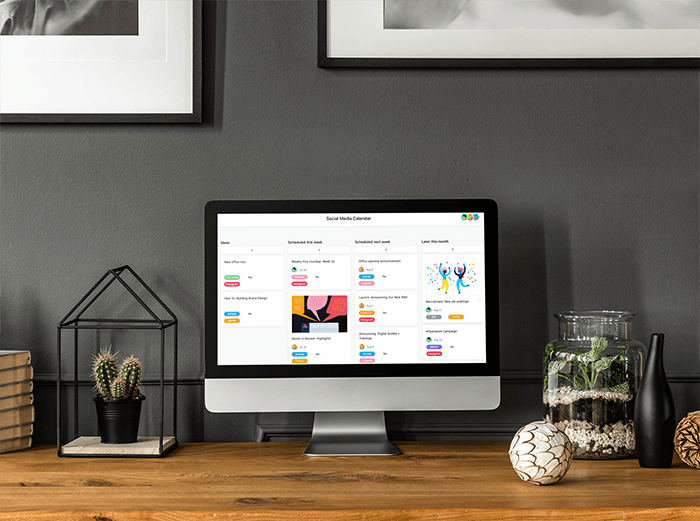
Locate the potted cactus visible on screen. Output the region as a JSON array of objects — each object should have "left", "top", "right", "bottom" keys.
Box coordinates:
[{"left": 92, "top": 348, "right": 144, "bottom": 444}]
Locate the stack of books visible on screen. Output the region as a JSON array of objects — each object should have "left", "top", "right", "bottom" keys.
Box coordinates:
[{"left": 0, "top": 350, "right": 34, "bottom": 454}]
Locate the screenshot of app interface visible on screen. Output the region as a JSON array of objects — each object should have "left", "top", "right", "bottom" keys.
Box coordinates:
[{"left": 217, "top": 212, "right": 487, "bottom": 366}]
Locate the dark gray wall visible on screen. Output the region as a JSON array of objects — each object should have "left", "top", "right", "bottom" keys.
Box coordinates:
[{"left": 1, "top": 0, "right": 698, "bottom": 444}]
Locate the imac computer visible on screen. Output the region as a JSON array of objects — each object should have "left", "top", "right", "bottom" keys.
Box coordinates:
[{"left": 205, "top": 199, "right": 500, "bottom": 456}]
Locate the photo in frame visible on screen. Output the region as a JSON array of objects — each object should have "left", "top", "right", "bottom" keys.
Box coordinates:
[
  {"left": 0, "top": 0, "right": 202, "bottom": 123},
  {"left": 319, "top": 0, "right": 700, "bottom": 67}
]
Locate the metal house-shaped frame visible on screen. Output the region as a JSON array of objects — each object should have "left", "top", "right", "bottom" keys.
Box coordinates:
[{"left": 57, "top": 265, "right": 178, "bottom": 457}]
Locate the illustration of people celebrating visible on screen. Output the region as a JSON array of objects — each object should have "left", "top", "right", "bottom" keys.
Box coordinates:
[
  {"left": 438, "top": 263, "right": 449, "bottom": 294},
  {"left": 454, "top": 263, "right": 468, "bottom": 294}
]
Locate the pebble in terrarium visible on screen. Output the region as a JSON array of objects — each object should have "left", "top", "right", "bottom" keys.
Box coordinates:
[{"left": 543, "top": 311, "right": 644, "bottom": 460}]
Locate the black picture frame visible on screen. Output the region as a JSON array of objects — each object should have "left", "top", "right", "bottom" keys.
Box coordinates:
[
  {"left": 1, "top": 0, "right": 202, "bottom": 123},
  {"left": 318, "top": 0, "right": 699, "bottom": 69}
]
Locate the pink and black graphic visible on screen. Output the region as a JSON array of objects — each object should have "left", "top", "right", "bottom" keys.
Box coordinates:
[{"left": 292, "top": 295, "right": 347, "bottom": 333}]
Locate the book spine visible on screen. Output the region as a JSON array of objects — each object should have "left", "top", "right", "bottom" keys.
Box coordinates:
[
  {"left": 0, "top": 422, "right": 33, "bottom": 442},
  {"left": 0, "top": 380, "right": 33, "bottom": 400},
  {"left": 0, "top": 351, "right": 31, "bottom": 370},
  {"left": 0, "top": 435, "right": 32, "bottom": 454},
  {"left": 0, "top": 365, "right": 33, "bottom": 386},
  {"left": 0, "top": 392, "right": 34, "bottom": 411},
  {"left": 0, "top": 405, "right": 35, "bottom": 429}
]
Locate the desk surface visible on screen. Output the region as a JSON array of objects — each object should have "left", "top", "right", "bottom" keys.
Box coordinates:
[{"left": 1, "top": 441, "right": 698, "bottom": 520}]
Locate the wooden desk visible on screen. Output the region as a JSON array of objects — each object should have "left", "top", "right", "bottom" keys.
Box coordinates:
[{"left": 1, "top": 442, "right": 698, "bottom": 520}]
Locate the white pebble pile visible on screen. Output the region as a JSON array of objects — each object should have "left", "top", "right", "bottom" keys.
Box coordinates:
[
  {"left": 562, "top": 420, "right": 635, "bottom": 456},
  {"left": 544, "top": 386, "right": 632, "bottom": 406}
]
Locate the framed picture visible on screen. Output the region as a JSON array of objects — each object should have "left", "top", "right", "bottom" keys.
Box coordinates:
[
  {"left": 319, "top": 0, "right": 700, "bottom": 68},
  {"left": 0, "top": 0, "right": 202, "bottom": 123}
]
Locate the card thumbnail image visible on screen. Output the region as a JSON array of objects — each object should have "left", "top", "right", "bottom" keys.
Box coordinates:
[
  {"left": 425, "top": 259, "right": 480, "bottom": 296},
  {"left": 291, "top": 295, "right": 348, "bottom": 333}
]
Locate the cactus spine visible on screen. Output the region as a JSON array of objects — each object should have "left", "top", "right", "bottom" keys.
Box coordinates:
[
  {"left": 92, "top": 348, "right": 117, "bottom": 398},
  {"left": 119, "top": 356, "right": 142, "bottom": 399},
  {"left": 91, "top": 348, "right": 143, "bottom": 400}
]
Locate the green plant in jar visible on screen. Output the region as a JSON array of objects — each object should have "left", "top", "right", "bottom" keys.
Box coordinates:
[
  {"left": 543, "top": 312, "right": 644, "bottom": 460},
  {"left": 544, "top": 337, "right": 631, "bottom": 394}
]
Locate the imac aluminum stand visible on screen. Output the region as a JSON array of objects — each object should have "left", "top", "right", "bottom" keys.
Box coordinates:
[{"left": 304, "top": 411, "right": 401, "bottom": 457}]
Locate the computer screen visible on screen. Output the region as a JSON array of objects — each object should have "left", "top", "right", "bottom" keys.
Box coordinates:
[{"left": 205, "top": 199, "right": 500, "bottom": 455}]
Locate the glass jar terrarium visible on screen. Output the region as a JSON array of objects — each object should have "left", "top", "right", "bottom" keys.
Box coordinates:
[{"left": 543, "top": 311, "right": 644, "bottom": 459}]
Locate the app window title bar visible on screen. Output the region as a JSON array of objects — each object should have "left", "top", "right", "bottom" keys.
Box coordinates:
[{"left": 219, "top": 213, "right": 484, "bottom": 228}]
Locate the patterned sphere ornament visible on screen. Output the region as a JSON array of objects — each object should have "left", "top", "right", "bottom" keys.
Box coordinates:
[
  {"left": 509, "top": 421, "right": 573, "bottom": 485},
  {"left": 674, "top": 411, "right": 700, "bottom": 469}
]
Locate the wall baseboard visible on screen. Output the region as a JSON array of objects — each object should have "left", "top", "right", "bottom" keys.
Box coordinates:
[{"left": 36, "top": 371, "right": 700, "bottom": 386}]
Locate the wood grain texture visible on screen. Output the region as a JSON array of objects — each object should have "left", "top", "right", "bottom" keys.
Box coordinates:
[
  {"left": 2, "top": 509, "right": 700, "bottom": 521},
  {"left": 1, "top": 442, "right": 698, "bottom": 520}
]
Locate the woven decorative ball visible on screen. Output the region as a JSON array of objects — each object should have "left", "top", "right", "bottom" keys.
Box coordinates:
[
  {"left": 509, "top": 421, "right": 573, "bottom": 485},
  {"left": 674, "top": 411, "right": 700, "bottom": 469}
]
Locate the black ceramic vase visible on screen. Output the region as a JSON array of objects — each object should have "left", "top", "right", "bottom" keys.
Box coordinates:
[{"left": 634, "top": 333, "right": 675, "bottom": 468}]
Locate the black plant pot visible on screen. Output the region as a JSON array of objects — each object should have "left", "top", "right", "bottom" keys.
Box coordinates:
[{"left": 94, "top": 394, "right": 145, "bottom": 444}]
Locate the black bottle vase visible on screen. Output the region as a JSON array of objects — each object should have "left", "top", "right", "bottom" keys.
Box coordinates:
[{"left": 634, "top": 333, "right": 676, "bottom": 467}]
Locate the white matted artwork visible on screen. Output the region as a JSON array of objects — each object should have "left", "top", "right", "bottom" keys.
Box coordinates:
[
  {"left": 319, "top": 0, "right": 700, "bottom": 67},
  {"left": 0, "top": 0, "right": 201, "bottom": 122}
]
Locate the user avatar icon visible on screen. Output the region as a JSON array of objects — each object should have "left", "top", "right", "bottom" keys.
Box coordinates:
[
  {"left": 426, "top": 337, "right": 432, "bottom": 343},
  {"left": 291, "top": 344, "right": 297, "bottom": 350},
  {"left": 474, "top": 214, "right": 479, "bottom": 220},
  {"left": 359, "top": 303, "right": 365, "bottom": 309},
  {"left": 426, "top": 307, "right": 431, "bottom": 313},
  {"left": 358, "top": 266, "right": 364, "bottom": 272},
  {"left": 468, "top": 214, "right": 474, "bottom": 221},
  {"left": 359, "top": 344, "right": 365, "bottom": 349},
  {"left": 461, "top": 214, "right": 467, "bottom": 221},
  {"left": 291, "top": 267, "right": 297, "bottom": 273}
]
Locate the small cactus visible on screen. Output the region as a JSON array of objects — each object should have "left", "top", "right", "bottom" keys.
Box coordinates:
[
  {"left": 91, "top": 348, "right": 143, "bottom": 401},
  {"left": 119, "top": 356, "right": 142, "bottom": 399},
  {"left": 92, "top": 348, "right": 118, "bottom": 399},
  {"left": 111, "top": 377, "right": 128, "bottom": 400}
]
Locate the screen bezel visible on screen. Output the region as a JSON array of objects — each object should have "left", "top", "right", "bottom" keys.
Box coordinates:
[{"left": 205, "top": 199, "right": 499, "bottom": 379}]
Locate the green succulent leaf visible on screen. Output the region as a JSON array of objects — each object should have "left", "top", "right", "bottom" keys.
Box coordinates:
[
  {"left": 585, "top": 336, "right": 608, "bottom": 360},
  {"left": 593, "top": 356, "right": 616, "bottom": 373},
  {"left": 543, "top": 342, "right": 558, "bottom": 363},
  {"left": 605, "top": 382, "right": 630, "bottom": 394},
  {"left": 547, "top": 358, "right": 568, "bottom": 375}
]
